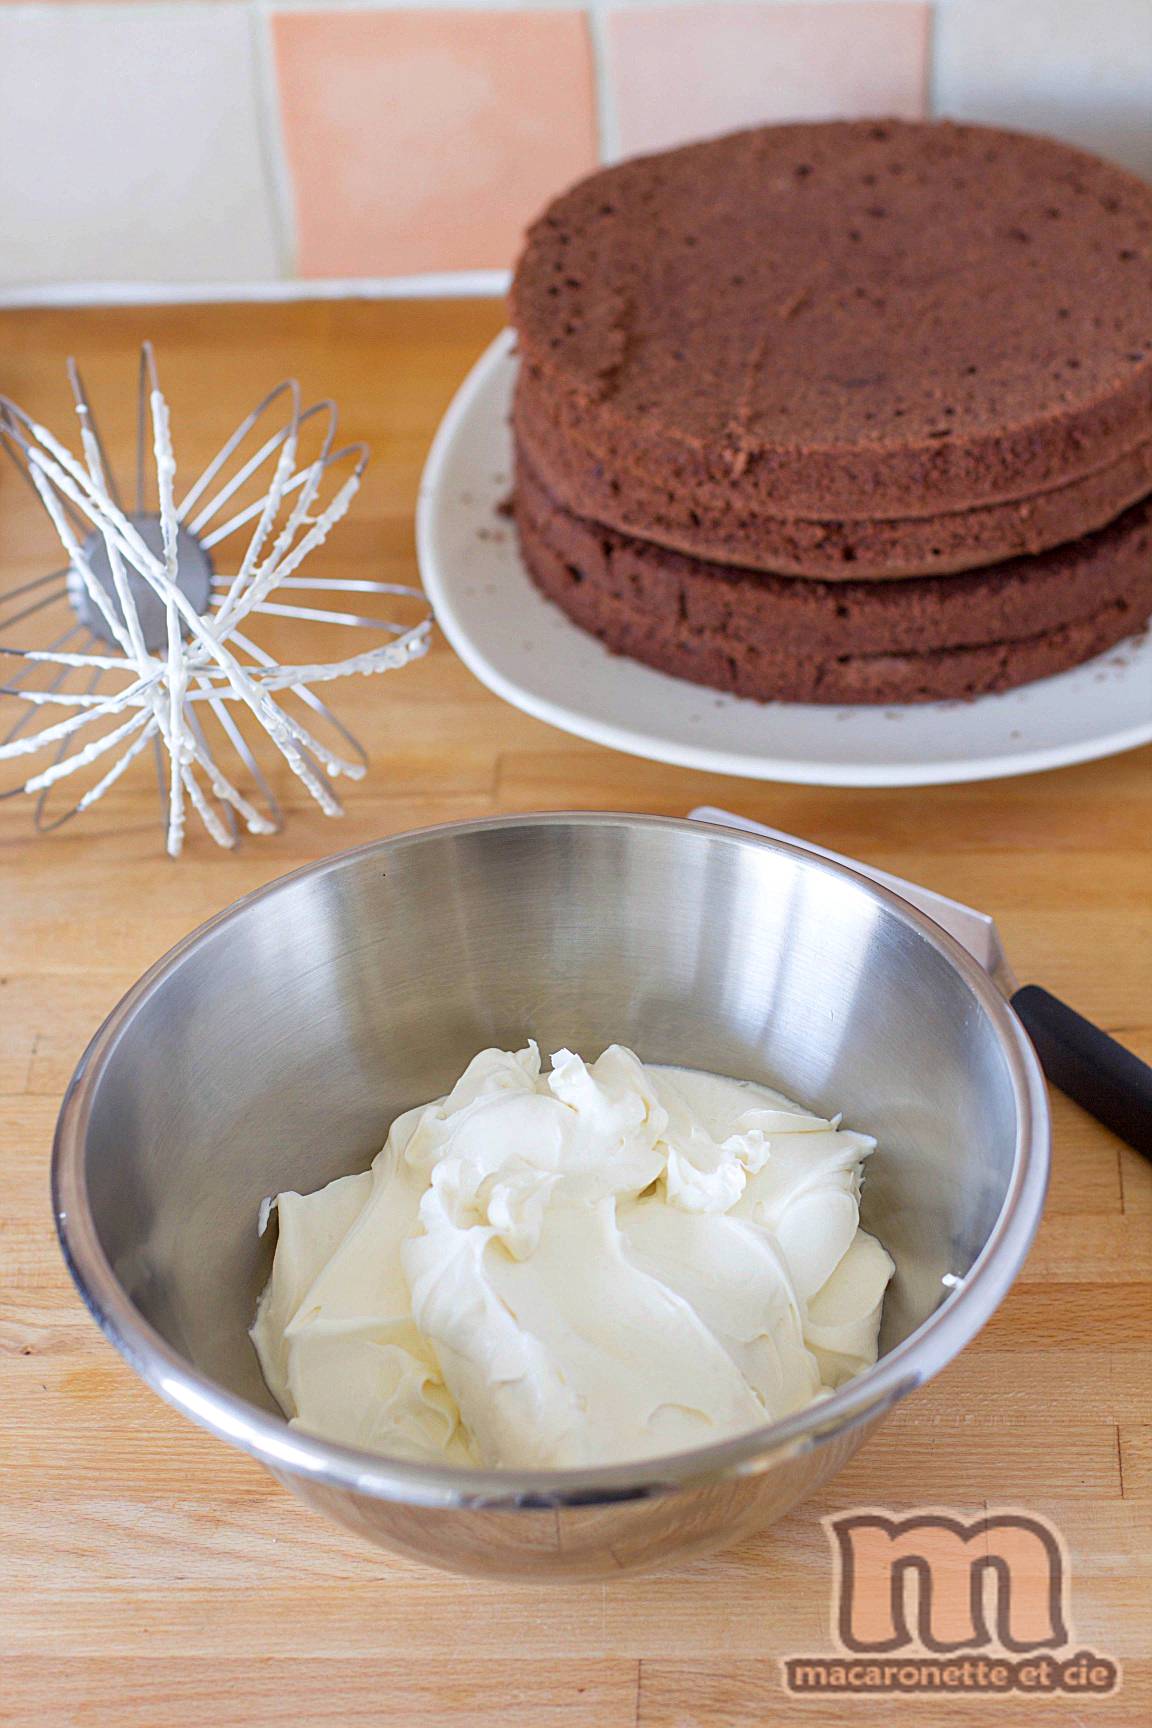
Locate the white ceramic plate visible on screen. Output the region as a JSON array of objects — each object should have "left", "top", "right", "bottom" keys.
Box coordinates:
[{"left": 417, "top": 332, "right": 1152, "bottom": 787}]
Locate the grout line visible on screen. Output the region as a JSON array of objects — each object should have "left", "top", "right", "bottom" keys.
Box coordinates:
[
  {"left": 261, "top": 0, "right": 934, "bottom": 10},
  {"left": 0, "top": 272, "right": 511, "bottom": 310},
  {"left": 250, "top": 1, "right": 299, "bottom": 279},
  {"left": 923, "top": 0, "right": 940, "bottom": 119},
  {"left": 265, "top": 0, "right": 593, "bottom": 9},
  {"left": 587, "top": 3, "right": 620, "bottom": 165}
]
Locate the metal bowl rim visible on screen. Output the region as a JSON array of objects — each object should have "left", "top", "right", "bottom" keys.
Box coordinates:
[{"left": 52, "top": 811, "right": 1050, "bottom": 1509}]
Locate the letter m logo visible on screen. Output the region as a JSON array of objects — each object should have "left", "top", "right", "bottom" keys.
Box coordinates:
[{"left": 829, "top": 1509, "right": 1070, "bottom": 1654}]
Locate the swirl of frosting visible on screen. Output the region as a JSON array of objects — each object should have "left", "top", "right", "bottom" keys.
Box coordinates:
[{"left": 252, "top": 1045, "right": 893, "bottom": 1469}]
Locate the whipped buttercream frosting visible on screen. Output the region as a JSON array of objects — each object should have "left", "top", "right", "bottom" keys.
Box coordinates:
[{"left": 251, "top": 1044, "right": 894, "bottom": 1470}]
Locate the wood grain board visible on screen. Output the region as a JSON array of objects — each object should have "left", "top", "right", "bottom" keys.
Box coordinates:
[{"left": 1, "top": 300, "right": 1149, "bottom": 1727}]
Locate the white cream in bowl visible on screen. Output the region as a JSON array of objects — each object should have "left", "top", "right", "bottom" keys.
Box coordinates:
[{"left": 251, "top": 1043, "right": 894, "bottom": 1469}]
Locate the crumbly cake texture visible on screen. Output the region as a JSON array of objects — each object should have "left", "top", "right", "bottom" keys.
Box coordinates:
[
  {"left": 510, "top": 120, "right": 1152, "bottom": 580},
  {"left": 514, "top": 384, "right": 1152, "bottom": 581},
  {"left": 515, "top": 456, "right": 1152, "bottom": 705}
]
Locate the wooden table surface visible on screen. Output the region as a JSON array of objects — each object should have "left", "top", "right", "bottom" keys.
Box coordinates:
[{"left": 1, "top": 301, "right": 1149, "bottom": 1728}]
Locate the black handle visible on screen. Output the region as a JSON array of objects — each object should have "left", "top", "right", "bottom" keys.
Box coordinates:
[{"left": 1011, "top": 984, "right": 1152, "bottom": 1159}]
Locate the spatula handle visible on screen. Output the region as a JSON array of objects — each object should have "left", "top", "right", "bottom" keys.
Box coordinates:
[{"left": 1011, "top": 985, "right": 1152, "bottom": 1159}]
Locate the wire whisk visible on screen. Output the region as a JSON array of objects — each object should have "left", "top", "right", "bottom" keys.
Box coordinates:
[{"left": 0, "top": 344, "right": 431, "bottom": 854}]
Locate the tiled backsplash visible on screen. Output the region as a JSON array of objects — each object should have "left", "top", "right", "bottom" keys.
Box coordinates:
[
  {"left": 0, "top": 0, "right": 1148, "bottom": 294},
  {"left": 274, "top": 8, "right": 597, "bottom": 275}
]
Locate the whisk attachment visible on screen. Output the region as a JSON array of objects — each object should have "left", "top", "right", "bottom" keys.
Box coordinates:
[{"left": 0, "top": 345, "right": 431, "bottom": 855}]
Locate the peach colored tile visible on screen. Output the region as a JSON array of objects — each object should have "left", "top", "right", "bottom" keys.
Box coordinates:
[
  {"left": 605, "top": 2, "right": 931, "bottom": 160},
  {"left": 272, "top": 8, "right": 597, "bottom": 277}
]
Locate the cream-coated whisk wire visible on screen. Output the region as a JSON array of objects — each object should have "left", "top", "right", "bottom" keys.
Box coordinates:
[{"left": 0, "top": 345, "right": 431, "bottom": 854}]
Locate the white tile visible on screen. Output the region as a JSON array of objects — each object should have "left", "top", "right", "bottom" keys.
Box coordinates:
[
  {"left": 934, "top": 0, "right": 1152, "bottom": 180},
  {"left": 0, "top": 4, "right": 281, "bottom": 286}
]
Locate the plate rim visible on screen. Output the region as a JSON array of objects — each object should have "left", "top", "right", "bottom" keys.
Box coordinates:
[{"left": 417, "top": 330, "right": 1152, "bottom": 788}]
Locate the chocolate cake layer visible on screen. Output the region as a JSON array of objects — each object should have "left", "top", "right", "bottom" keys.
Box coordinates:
[
  {"left": 515, "top": 456, "right": 1152, "bottom": 705},
  {"left": 511, "top": 121, "right": 1152, "bottom": 573},
  {"left": 515, "top": 383, "right": 1152, "bottom": 580}
]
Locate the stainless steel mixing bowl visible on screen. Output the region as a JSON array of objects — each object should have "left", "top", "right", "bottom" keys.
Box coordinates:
[{"left": 54, "top": 813, "right": 1049, "bottom": 1580}]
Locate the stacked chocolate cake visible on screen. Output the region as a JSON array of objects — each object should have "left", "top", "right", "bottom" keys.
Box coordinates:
[{"left": 509, "top": 121, "right": 1152, "bottom": 704}]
